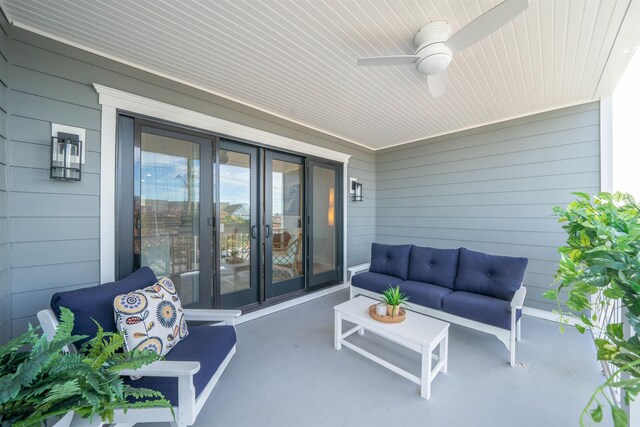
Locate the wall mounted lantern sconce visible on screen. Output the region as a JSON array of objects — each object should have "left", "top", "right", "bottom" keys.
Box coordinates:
[
  {"left": 51, "top": 132, "right": 82, "bottom": 181},
  {"left": 351, "top": 178, "right": 363, "bottom": 202}
]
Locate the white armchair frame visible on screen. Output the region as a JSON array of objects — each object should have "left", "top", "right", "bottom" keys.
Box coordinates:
[
  {"left": 37, "top": 308, "right": 241, "bottom": 427},
  {"left": 348, "top": 263, "right": 526, "bottom": 367}
]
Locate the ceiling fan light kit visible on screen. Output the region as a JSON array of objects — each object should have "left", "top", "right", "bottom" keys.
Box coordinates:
[
  {"left": 356, "top": 0, "right": 530, "bottom": 98},
  {"left": 414, "top": 22, "right": 452, "bottom": 76}
]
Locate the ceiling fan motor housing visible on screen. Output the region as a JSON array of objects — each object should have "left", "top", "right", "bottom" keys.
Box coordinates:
[{"left": 414, "top": 21, "right": 452, "bottom": 75}]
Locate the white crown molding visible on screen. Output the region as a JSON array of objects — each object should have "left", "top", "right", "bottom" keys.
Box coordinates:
[
  {"left": 94, "top": 84, "right": 351, "bottom": 164},
  {"left": 11, "top": 20, "right": 371, "bottom": 150},
  {"left": 380, "top": 99, "right": 600, "bottom": 151}
]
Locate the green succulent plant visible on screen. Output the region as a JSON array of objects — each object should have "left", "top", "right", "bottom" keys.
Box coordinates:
[
  {"left": 382, "top": 286, "right": 409, "bottom": 317},
  {"left": 0, "top": 307, "right": 171, "bottom": 427}
]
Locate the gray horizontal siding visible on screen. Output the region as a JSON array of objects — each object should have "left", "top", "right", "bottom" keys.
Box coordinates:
[
  {"left": 376, "top": 102, "right": 600, "bottom": 311},
  {"left": 0, "top": 10, "right": 9, "bottom": 344},
  {"left": 7, "top": 42, "right": 102, "bottom": 341},
  {"left": 7, "top": 26, "right": 376, "bottom": 336},
  {"left": 12, "top": 260, "right": 99, "bottom": 294}
]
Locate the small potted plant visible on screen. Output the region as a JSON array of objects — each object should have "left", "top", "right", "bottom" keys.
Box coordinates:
[{"left": 382, "top": 286, "right": 409, "bottom": 317}]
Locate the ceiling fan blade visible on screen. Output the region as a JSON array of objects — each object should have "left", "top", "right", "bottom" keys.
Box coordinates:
[
  {"left": 447, "top": 0, "right": 529, "bottom": 54},
  {"left": 427, "top": 71, "right": 447, "bottom": 98},
  {"left": 357, "top": 55, "right": 420, "bottom": 66}
]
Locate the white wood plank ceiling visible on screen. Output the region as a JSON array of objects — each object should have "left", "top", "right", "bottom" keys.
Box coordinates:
[{"left": 2, "top": 0, "right": 638, "bottom": 150}]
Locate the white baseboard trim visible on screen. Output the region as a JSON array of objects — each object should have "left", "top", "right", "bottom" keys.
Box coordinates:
[
  {"left": 522, "top": 306, "right": 581, "bottom": 326},
  {"left": 236, "top": 284, "right": 349, "bottom": 325}
]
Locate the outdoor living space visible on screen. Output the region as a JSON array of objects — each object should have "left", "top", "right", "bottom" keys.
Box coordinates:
[
  {"left": 148, "top": 290, "right": 602, "bottom": 427},
  {"left": 2, "top": 0, "right": 640, "bottom": 426}
]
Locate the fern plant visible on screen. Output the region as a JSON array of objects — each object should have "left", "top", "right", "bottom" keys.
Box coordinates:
[{"left": 0, "top": 307, "right": 171, "bottom": 427}]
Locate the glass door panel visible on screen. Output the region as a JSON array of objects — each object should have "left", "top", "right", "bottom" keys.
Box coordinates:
[
  {"left": 265, "top": 151, "right": 304, "bottom": 299},
  {"left": 219, "top": 142, "right": 259, "bottom": 308},
  {"left": 307, "top": 160, "right": 342, "bottom": 288},
  {"left": 136, "top": 126, "right": 213, "bottom": 307}
]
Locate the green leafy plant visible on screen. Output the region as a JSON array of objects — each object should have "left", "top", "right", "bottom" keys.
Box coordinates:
[
  {"left": 382, "top": 286, "right": 409, "bottom": 317},
  {"left": 0, "top": 307, "right": 171, "bottom": 427},
  {"left": 544, "top": 192, "right": 640, "bottom": 427}
]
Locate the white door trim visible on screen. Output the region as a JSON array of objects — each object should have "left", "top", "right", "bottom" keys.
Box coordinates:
[{"left": 94, "top": 84, "right": 351, "bottom": 283}]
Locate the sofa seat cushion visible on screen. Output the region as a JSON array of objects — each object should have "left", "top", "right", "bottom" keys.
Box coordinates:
[
  {"left": 442, "top": 291, "right": 522, "bottom": 330},
  {"left": 454, "top": 248, "right": 528, "bottom": 301},
  {"left": 125, "top": 324, "right": 237, "bottom": 406},
  {"left": 351, "top": 272, "right": 403, "bottom": 294},
  {"left": 51, "top": 267, "right": 158, "bottom": 344},
  {"left": 399, "top": 280, "right": 453, "bottom": 310},
  {"left": 408, "top": 246, "right": 459, "bottom": 289},
  {"left": 369, "top": 243, "right": 413, "bottom": 280}
]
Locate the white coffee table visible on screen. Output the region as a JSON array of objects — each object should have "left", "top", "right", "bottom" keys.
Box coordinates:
[{"left": 334, "top": 296, "right": 449, "bottom": 399}]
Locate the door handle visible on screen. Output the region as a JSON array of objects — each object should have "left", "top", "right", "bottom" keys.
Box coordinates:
[
  {"left": 251, "top": 225, "right": 258, "bottom": 239},
  {"left": 265, "top": 224, "right": 272, "bottom": 238}
]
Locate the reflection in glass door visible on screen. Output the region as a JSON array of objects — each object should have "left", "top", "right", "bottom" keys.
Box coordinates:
[
  {"left": 121, "top": 115, "right": 345, "bottom": 310},
  {"left": 135, "top": 125, "right": 213, "bottom": 308},
  {"left": 265, "top": 151, "right": 304, "bottom": 299},
  {"left": 219, "top": 141, "right": 259, "bottom": 308},
  {"left": 307, "top": 160, "right": 342, "bottom": 288}
]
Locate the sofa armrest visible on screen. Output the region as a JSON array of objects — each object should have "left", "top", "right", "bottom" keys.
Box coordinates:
[
  {"left": 183, "top": 309, "right": 241, "bottom": 325},
  {"left": 510, "top": 286, "right": 527, "bottom": 309},
  {"left": 119, "top": 360, "right": 200, "bottom": 377},
  {"left": 348, "top": 263, "right": 370, "bottom": 280}
]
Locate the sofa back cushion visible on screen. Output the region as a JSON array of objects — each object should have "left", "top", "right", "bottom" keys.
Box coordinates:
[
  {"left": 454, "top": 248, "right": 528, "bottom": 301},
  {"left": 51, "top": 267, "right": 158, "bottom": 344},
  {"left": 369, "top": 243, "right": 412, "bottom": 280},
  {"left": 408, "top": 246, "right": 459, "bottom": 289}
]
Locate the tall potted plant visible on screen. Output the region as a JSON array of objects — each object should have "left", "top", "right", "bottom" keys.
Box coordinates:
[
  {"left": 0, "top": 308, "right": 170, "bottom": 427},
  {"left": 545, "top": 192, "right": 640, "bottom": 427}
]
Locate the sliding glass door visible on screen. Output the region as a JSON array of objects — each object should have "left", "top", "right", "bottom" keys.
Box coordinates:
[
  {"left": 118, "top": 114, "right": 344, "bottom": 310},
  {"left": 133, "top": 122, "right": 214, "bottom": 308},
  {"left": 265, "top": 151, "right": 305, "bottom": 299},
  {"left": 219, "top": 141, "right": 260, "bottom": 308},
  {"left": 307, "top": 160, "right": 342, "bottom": 288}
]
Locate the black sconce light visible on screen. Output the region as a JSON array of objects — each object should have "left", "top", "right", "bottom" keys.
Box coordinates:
[
  {"left": 351, "top": 180, "right": 363, "bottom": 202},
  {"left": 51, "top": 132, "right": 82, "bottom": 181}
]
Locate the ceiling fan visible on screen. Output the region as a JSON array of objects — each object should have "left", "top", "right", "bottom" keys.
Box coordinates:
[{"left": 357, "top": 0, "right": 529, "bottom": 98}]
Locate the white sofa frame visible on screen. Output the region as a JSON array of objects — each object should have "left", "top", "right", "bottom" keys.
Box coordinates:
[
  {"left": 38, "top": 308, "right": 241, "bottom": 427},
  {"left": 348, "top": 263, "right": 526, "bottom": 367}
]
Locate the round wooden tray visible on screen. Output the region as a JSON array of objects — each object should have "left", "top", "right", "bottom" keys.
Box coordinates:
[{"left": 369, "top": 304, "right": 406, "bottom": 323}]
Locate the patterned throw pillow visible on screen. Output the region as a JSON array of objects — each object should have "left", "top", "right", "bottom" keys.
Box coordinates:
[{"left": 114, "top": 277, "right": 189, "bottom": 356}]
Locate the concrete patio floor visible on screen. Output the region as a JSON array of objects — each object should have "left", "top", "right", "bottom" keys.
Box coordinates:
[{"left": 151, "top": 289, "right": 605, "bottom": 427}]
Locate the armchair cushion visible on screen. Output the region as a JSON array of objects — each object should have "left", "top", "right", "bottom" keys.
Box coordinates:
[
  {"left": 369, "top": 243, "right": 412, "bottom": 280},
  {"left": 51, "top": 267, "right": 158, "bottom": 344},
  {"left": 125, "top": 324, "right": 237, "bottom": 405},
  {"left": 454, "top": 248, "right": 528, "bottom": 301},
  {"left": 114, "top": 277, "right": 189, "bottom": 356}
]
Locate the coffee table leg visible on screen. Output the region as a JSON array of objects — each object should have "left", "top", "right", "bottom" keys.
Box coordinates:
[
  {"left": 421, "top": 345, "right": 432, "bottom": 399},
  {"left": 441, "top": 333, "right": 448, "bottom": 374},
  {"left": 334, "top": 310, "right": 342, "bottom": 350}
]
